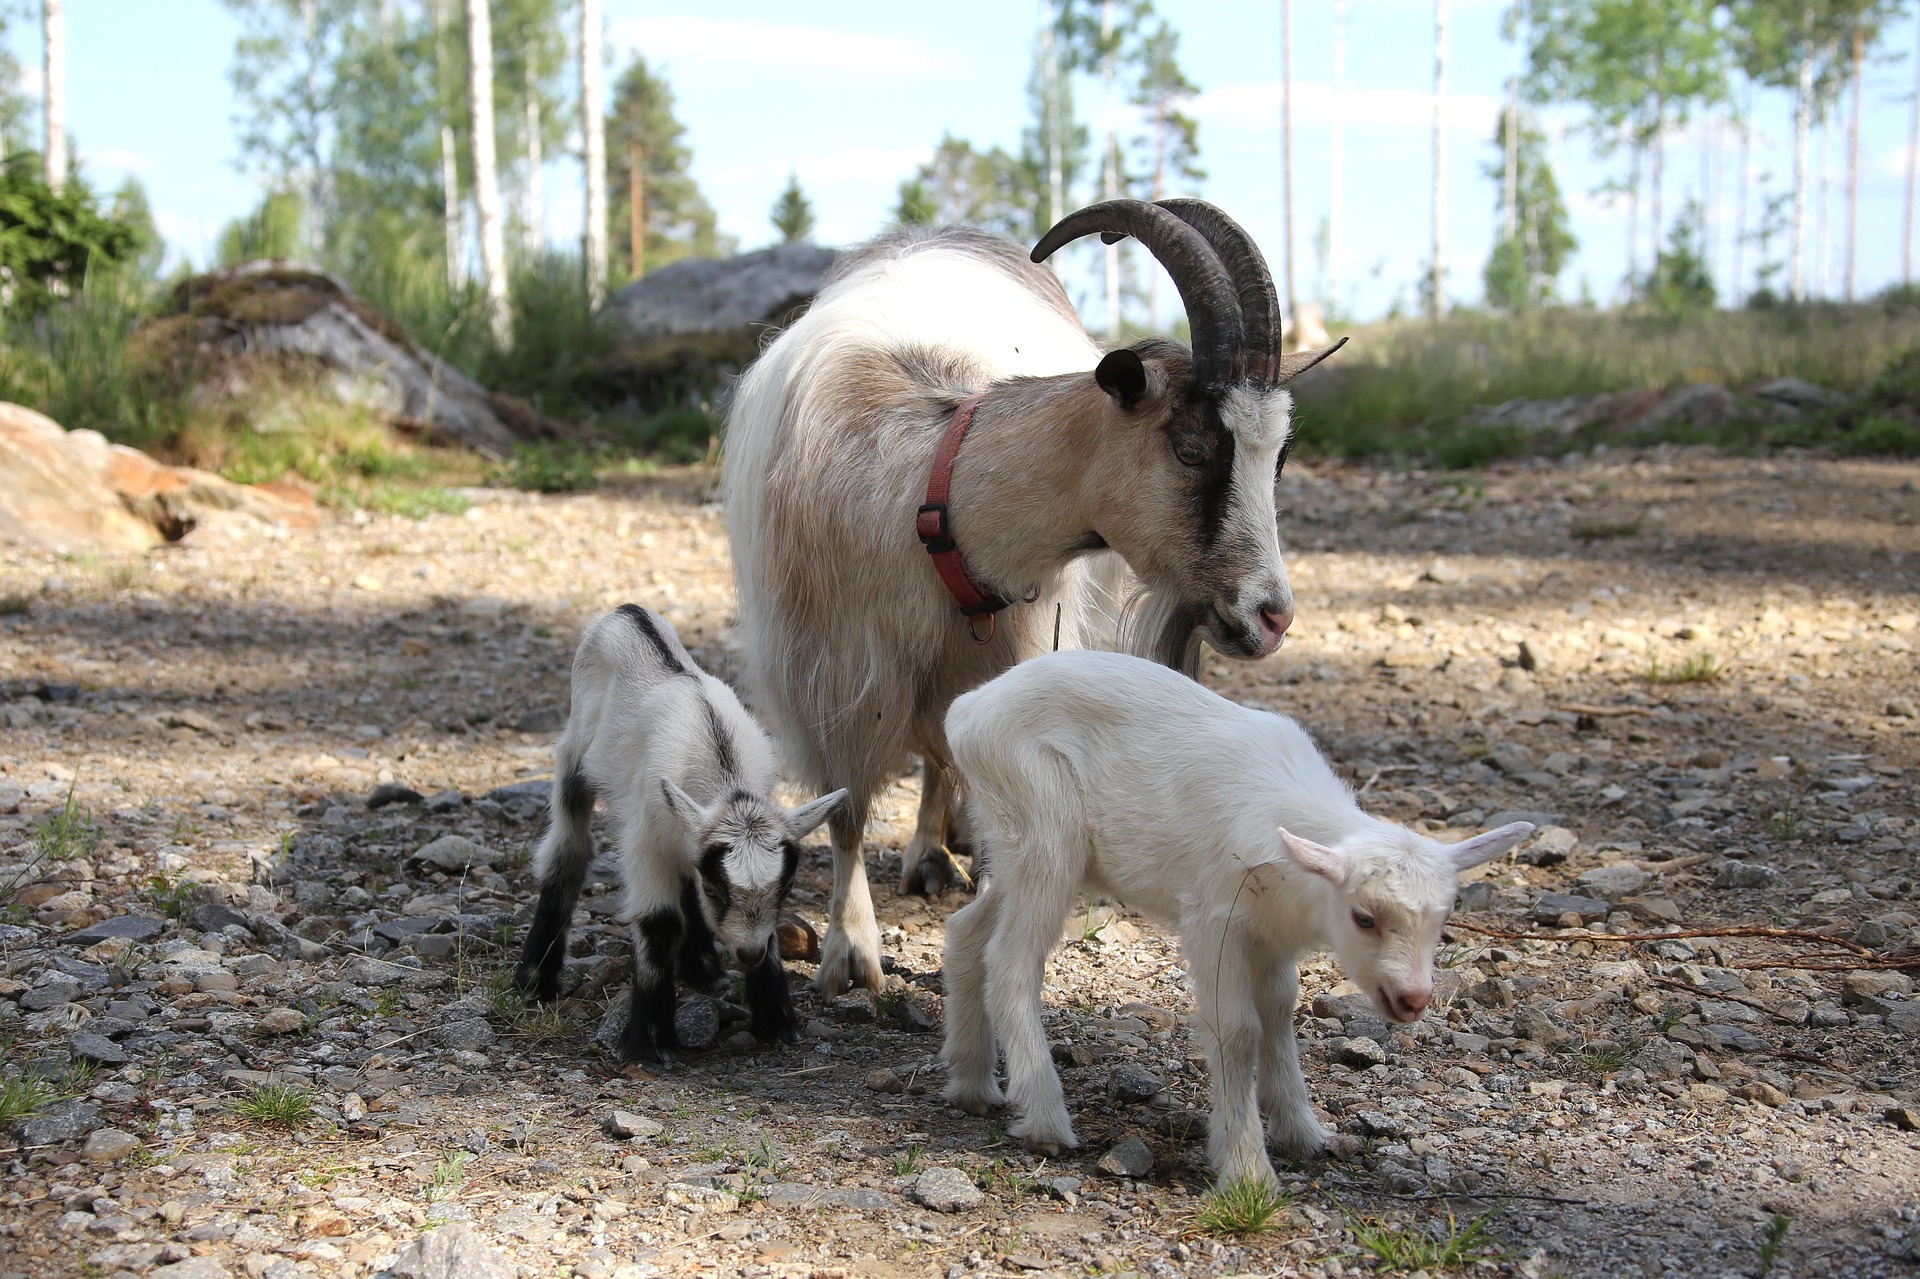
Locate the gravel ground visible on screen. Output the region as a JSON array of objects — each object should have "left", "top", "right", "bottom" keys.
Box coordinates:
[{"left": 0, "top": 447, "right": 1916, "bottom": 1279}]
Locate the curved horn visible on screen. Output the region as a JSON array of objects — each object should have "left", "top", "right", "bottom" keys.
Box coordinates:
[
  {"left": 1031, "top": 199, "right": 1244, "bottom": 387},
  {"left": 1155, "top": 199, "right": 1282, "bottom": 385}
]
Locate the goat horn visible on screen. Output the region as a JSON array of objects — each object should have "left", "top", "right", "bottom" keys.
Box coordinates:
[
  {"left": 1031, "top": 200, "right": 1244, "bottom": 387},
  {"left": 1154, "top": 199, "right": 1283, "bottom": 385},
  {"left": 1274, "top": 336, "right": 1348, "bottom": 385}
]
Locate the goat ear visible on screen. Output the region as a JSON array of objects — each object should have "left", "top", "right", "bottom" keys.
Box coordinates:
[
  {"left": 1445, "top": 822, "right": 1535, "bottom": 871},
  {"left": 1276, "top": 825, "right": 1348, "bottom": 884},
  {"left": 1094, "top": 349, "right": 1148, "bottom": 410},
  {"left": 784, "top": 788, "right": 848, "bottom": 839},
  {"left": 658, "top": 779, "right": 703, "bottom": 830}
]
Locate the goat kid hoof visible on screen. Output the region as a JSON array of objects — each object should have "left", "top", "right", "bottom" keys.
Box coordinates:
[
  {"left": 1019, "top": 1135, "right": 1075, "bottom": 1158},
  {"left": 898, "top": 851, "right": 952, "bottom": 897},
  {"left": 511, "top": 965, "right": 559, "bottom": 1003},
  {"left": 942, "top": 1087, "right": 1002, "bottom": 1116}
]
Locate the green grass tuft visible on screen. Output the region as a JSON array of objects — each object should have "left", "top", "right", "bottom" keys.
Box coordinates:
[
  {"left": 1758, "top": 1213, "right": 1792, "bottom": 1278},
  {"left": 1644, "top": 652, "right": 1723, "bottom": 685},
  {"left": 0, "top": 1071, "right": 69, "bottom": 1125},
  {"left": 496, "top": 442, "right": 598, "bottom": 493},
  {"left": 1347, "top": 1206, "right": 1504, "bottom": 1272},
  {"left": 1189, "top": 1176, "right": 1292, "bottom": 1238},
  {"left": 426, "top": 1150, "right": 468, "bottom": 1202},
  {"left": 232, "top": 1081, "right": 315, "bottom": 1130},
  {"left": 1569, "top": 515, "right": 1643, "bottom": 540}
]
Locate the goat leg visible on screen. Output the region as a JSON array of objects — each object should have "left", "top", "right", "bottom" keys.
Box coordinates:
[
  {"left": 674, "top": 876, "right": 731, "bottom": 997},
  {"left": 743, "top": 939, "right": 801, "bottom": 1044},
  {"left": 622, "top": 908, "right": 685, "bottom": 1064},
  {"left": 514, "top": 766, "right": 595, "bottom": 1002}
]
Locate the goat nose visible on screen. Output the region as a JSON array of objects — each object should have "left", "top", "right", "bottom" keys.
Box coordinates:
[
  {"left": 1395, "top": 989, "right": 1432, "bottom": 1019},
  {"left": 1258, "top": 606, "right": 1293, "bottom": 646},
  {"left": 737, "top": 945, "right": 766, "bottom": 967}
]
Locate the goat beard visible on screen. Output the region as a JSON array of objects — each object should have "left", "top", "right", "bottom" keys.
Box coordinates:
[{"left": 1119, "top": 589, "right": 1205, "bottom": 680}]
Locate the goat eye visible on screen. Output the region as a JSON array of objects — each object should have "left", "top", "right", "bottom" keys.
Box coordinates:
[
  {"left": 1352, "top": 910, "right": 1376, "bottom": 932},
  {"left": 1174, "top": 441, "right": 1205, "bottom": 467}
]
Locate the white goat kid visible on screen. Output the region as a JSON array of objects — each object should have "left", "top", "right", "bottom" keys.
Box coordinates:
[
  {"left": 942, "top": 650, "right": 1532, "bottom": 1186},
  {"left": 724, "top": 199, "right": 1344, "bottom": 995},
  {"left": 513, "top": 605, "right": 846, "bottom": 1062}
]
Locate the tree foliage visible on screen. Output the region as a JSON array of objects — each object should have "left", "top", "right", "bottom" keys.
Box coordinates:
[
  {"left": 1482, "top": 110, "right": 1576, "bottom": 311},
  {"left": 605, "top": 53, "right": 726, "bottom": 280},
  {"left": 1645, "top": 198, "right": 1717, "bottom": 316},
  {"left": 0, "top": 156, "right": 142, "bottom": 313},
  {"left": 769, "top": 174, "right": 815, "bottom": 245},
  {"left": 893, "top": 135, "right": 1033, "bottom": 236}
]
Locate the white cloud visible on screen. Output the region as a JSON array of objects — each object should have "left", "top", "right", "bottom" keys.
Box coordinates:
[
  {"left": 709, "top": 146, "right": 933, "bottom": 189},
  {"left": 612, "top": 17, "right": 944, "bottom": 76},
  {"left": 1191, "top": 80, "right": 1502, "bottom": 134},
  {"left": 88, "top": 147, "right": 156, "bottom": 176}
]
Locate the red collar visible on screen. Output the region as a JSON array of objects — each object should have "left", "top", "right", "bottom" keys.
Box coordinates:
[{"left": 917, "top": 393, "right": 1011, "bottom": 643}]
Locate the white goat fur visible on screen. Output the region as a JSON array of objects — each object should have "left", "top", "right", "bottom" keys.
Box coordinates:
[
  {"left": 725, "top": 228, "right": 1300, "bottom": 994},
  {"left": 942, "top": 650, "right": 1532, "bottom": 1186}
]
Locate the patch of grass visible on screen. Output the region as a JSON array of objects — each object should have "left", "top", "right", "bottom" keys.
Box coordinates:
[
  {"left": 1570, "top": 515, "right": 1643, "bottom": 540},
  {"left": 0, "top": 1071, "right": 68, "bottom": 1125},
  {"left": 1644, "top": 652, "right": 1722, "bottom": 685},
  {"left": 891, "top": 1145, "right": 924, "bottom": 1178},
  {"left": 1577, "top": 1040, "right": 1636, "bottom": 1073},
  {"left": 38, "top": 782, "right": 98, "bottom": 863},
  {"left": 141, "top": 874, "right": 196, "bottom": 922},
  {"left": 483, "top": 971, "right": 574, "bottom": 1041},
  {"left": 232, "top": 1081, "right": 314, "bottom": 1131},
  {"left": 1346, "top": 1206, "right": 1504, "bottom": 1272},
  {"left": 1764, "top": 796, "right": 1807, "bottom": 843},
  {"left": 426, "top": 1150, "right": 467, "bottom": 1202},
  {"left": 497, "top": 442, "right": 597, "bottom": 493},
  {"left": 1758, "top": 1213, "right": 1792, "bottom": 1278},
  {"left": 1188, "top": 1176, "right": 1291, "bottom": 1238},
  {"left": 319, "top": 481, "right": 471, "bottom": 520},
  {"left": 1076, "top": 908, "right": 1110, "bottom": 944}
]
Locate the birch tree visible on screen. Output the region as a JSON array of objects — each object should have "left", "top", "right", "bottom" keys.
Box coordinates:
[
  {"left": 1329, "top": 0, "right": 1346, "bottom": 312},
  {"left": 464, "top": 0, "right": 510, "bottom": 345},
  {"left": 1432, "top": 0, "right": 1448, "bottom": 317},
  {"left": 41, "top": 0, "right": 64, "bottom": 190},
  {"left": 581, "top": 0, "right": 608, "bottom": 307}
]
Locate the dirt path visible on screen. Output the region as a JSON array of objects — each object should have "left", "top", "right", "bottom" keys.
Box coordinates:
[{"left": 0, "top": 447, "right": 1916, "bottom": 1279}]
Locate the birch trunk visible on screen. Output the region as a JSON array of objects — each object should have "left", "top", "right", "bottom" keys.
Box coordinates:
[
  {"left": 1431, "top": 0, "right": 1447, "bottom": 318},
  {"left": 1101, "top": 0, "right": 1120, "bottom": 340},
  {"left": 42, "top": 0, "right": 65, "bottom": 191},
  {"left": 1281, "top": 0, "right": 1296, "bottom": 321},
  {"left": 1626, "top": 141, "right": 1640, "bottom": 301},
  {"left": 441, "top": 124, "right": 463, "bottom": 290},
  {"left": 524, "top": 62, "right": 544, "bottom": 257},
  {"left": 1329, "top": 0, "right": 1345, "bottom": 311},
  {"left": 1044, "top": 3, "right": 1064, "bottom": 230},
  {"left": 1908, "top": 20, "right": 1920, "bottom": 284},
  {"left": 465, "top": 0, "right": 511, "bottom": 346},
  {"left": 1791, "top": 45, "right": 1812, "bottom": 300},
  {"left": 581, "top": 0, "right": 609, "bottom": 308},
  {"left": 1846, "top": 27, "right": 1862, "bottom": 303}
]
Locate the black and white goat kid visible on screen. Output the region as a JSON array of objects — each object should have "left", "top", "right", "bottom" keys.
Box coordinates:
[{"left": 513, "top": 605, "right": 846, "bottom": 1061}]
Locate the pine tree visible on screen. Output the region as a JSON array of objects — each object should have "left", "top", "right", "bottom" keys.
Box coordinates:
[
  {"left": 1481, "top": 109, "right": 1576, "bottom": 310},
  {"left": 606, "top": 54, "right": 725, "bottom": 280},
  {"left": 769, "top": 174, "right": 815, "bottom": 245}
]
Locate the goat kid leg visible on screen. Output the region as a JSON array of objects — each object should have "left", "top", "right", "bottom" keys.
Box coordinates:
[
  {"left": 622, "top": 906, "right": 684, "bottom": 1064},
  {"left": 899, "top": 760, "right": 967, "bottom": 897},
  {"left": 814, "top": 800, "right": 884, "bottom": 995},
  {"left": 1187, "top": 924, "right": 1279, "bottom": 1187},
  {"left": 515, "top": 765, "right": 595, "bottom": 1001},
  {"left": 983, "top": 864, "right": 1079, "bottom": 1155},
  {"left": 743, "top": 937, "right": 801, "bottom": 1044},
  {"left": 674, "top": 876, "right": 730, "bottom": 997},
  {"left": 1253, "top": 950, "right": 1329, "bottom": 1159},
  {"left": 940, "top": 881, "right": 1005, "bottom": 1114}
]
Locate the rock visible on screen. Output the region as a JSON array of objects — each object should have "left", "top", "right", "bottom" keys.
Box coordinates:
[
  {"left": 592, "top": 1000, "right": 629, "bottom": 1053},
  {"left": 1714, "top": 860, "right": 1780, "bottom": 890},
  {"left": 1699, "top": 1024, "right": 1769, "bottom": 1054},
  {"left": 910, "top": 1166, "right": 983, "bottom": 1212},
  {"left": 514, "top": 705, "right": 567, "bottom": 734},
  {"left": 387, "top": 1222, "right": 518, "bottom": 1279},
  {"left": 1856, "top": 913, "right": 1918, "bottom": 950},
  {"left": 412, "top": 835, "right": 499, "bottom": 872},
  {"left": 257, "top": 1008, "right": 306, "bottom": 1035},
  {"left": 1751, "top": 376, "right": 1844, "bottom": 411},
  {"left": 434, "top": 1019, "right": 495, "bottom": 1052},
  {"left": 69, "top": 1034, "right": 127, "bottom": 1066},
  {"left": 21, "top": 980, "right": 79, "bottom": 1010},
  {"left": 15, "top": 1099, "right": 102, "bottom": 1144},
  {"left": 366, "top": 782, "right": 425, "bottom": 809},
  {"left": 1335, "top": 1036, "right": 1389, "bottom": 1068},
  {"left": 864, "top": 1067, "right": 906, "bottom": 1095},
  {"left": 675, "top": 996, "right": 719, "bottom": 1051},
  {"left": 1450, "top": 1031, "right": 1491, "bottom": 1054},
  {"left": 1617, "top": 896, "right": 1683, "bottom": 924},
  {"left": 0, "top": 402, "right": 315, "bottom": 552},
  {"left": 82, "top": 1128, "right": 140, "bottom": 1161},
  {"left": 604, "top": 1110, "right": 663, "bottom": 1140},
  {"left": 63, "top": 915, "right": 167, "bottom": 945},
  {"left": 1523, "top": 826, "right": 1577, "bottom": 865},
  {"left": 1843, "top": 971, "right": 1914, "bottom": 1004},
  {"left": 147, "top": 263, "right": 542, "bottom": 457},
  {"left": 831, "top": 989, "right": 877, "bottom": 1023},
  {"left": 600, "top": 244, "right": 840, "bottom": 408},
  {"left": 1638, "top": 382, "right": 1738, "bottom": 431},
  {"left": 1575, "top": 864, "right": 1651, "bottom": 902},
  {"left": 1095, "top": 1135, "right": 1156, "bottom": 1178},
  {"left": 1422, "top": 560, "right": 1462, "bottom": 584},
  {"left": 1107, "top": 1063, "right": 1163, "bottom": 1104},
  {"left": 1484, "top": 809, "right": 1561, "bottom": 830},
  {"left": 1530, "top": 893, "right": 1609, "bottom": 925},
  {"left": 1516, "top": 639, "right": 1545, "bottom": 672},
  {"left": 1455, "top": 881, "right": 1494, "bottom": 912},
  {"left": 1484, "top": 741, "right": 1535, "bottom": 775},
  {"left": 151, "top": 1260, "right": 235, "bottom": 1279},
  {"left": 895, "top": 990, "right": 942, "bottom": 1033},
  {"left": 189, "top": 902, "right": 251, "bottom": 933},
  {"left": 1632, "top": 1038, "right": 1693, "bottom": 1082},
  {"left": 1887, "top": 1105, "right": 1920, "bottom": 1132},
  {"left": 1350, "top": 1109, "right": 1406, "bottom": 1138}
]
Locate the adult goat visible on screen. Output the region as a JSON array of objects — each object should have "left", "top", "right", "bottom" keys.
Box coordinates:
[{"left": 724, "top": 199, "right": 1342, "bottom": 993}]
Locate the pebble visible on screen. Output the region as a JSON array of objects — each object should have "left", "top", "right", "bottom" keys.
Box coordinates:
[
  {"left": 1095, "top": 1135, "right": 1155, "bottom": 1178},
  {"left": 1107, "top": 1062, "right": 1162, "bottom": 1103},
  {"left": 675, "top": 997, "right": 720, "bottom": 1050},
  {"left": 63, "top": 915, "right": 167, "bottom": 946},
  {"left": 151, "top": 1260, "right": 235, "bottom": 1279},
  {"left": 1485, "top": 741, "right": 1536, "bottom": 776},
  {"left": 387, "top": 1222, "right": 517, "bottom": 1279},
  {"left": 412, "top": 834, "right": 499, "bottom": 871},
  {"left": 603, "top": 1110, "right": 663, "bottom": 1140},
  {"left": 1531, "top": 893, "right": 1610, "bottom": 925},
  {"left": 1335, "top": 1036, "right": 1390, "bottom": 1068},
  {"left": 1525, "top": 826, "right": 1578, "bottom": 866},
  {"left": 1575, "top": 865, "right": 1650, "bottom": 901},
  {"left": 256, "top": 1008, "right": 305, "bottom": 1035},
  {"left": 16, "top": 1099, "right": 103, "bottom": 1144},
  {"left": 82, "top": 1128, "right": 140, "bottom": 1161},
  {"left": 69, "top": 1033, "right": 127, "bottom": 1066},
  {"left": 1714, "top": 861, "right": 1780, "bottom": 890},
  {"left": 910, "top": 1166, "right": 983, "bottom": 1212},
  {"left": 864, "top": 1067, "right": 906, "bottom": 1095}
]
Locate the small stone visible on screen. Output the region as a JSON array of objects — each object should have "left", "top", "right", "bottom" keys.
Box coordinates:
[
  {"left": 1450, "top": 1031, "right": 1491, "bottom": 1054},
  {"left": 604, "top": 1109, "right": 663, "bottom": 1140},
  {"left": 1714, "top": 861, "right": 1779, "bottom": 890},
  {"left": 895, "top": 991, "right": 942, "bottom": 1033},
  {"left": 675, "top": 997, "right": 719, "bottom": 1051},
  {"left": 1485, "top": 741, "right": 1535, "bottom": 776},
  {"left": 1095, "top": 1135, "right": 1155, "bottom": 1178},
  {"left": 151, "top": 1260, "right": 236, "bottom": 1279},
  {"left": 1575, "top": 864, "right": 1651, "bottom": 902},
  {"left": 21, "top": 980, "right": 79, "bottom": 1010},
  {"left": 1335, "top": 1036, "right": 1389, "bottom": 1068},
  {"left": 1887, "top": 1105, "right": 1920, "bottom": 1132},
  {"left": 1523, "top": 826, "right": 1577, "bottom": 866},
  {"left": 412, "top": 835, "right": 499, "bottom": 872},
  {"left": 1530, "top": 893, "right": 1609, "bottom": 925},
  {"left": 1107, "top": 1062, "right": 1163, "bottom": 1103},
  {"left": 1517, "top": 639, "right": 1545, "bottom": 672},
  {"left": 79, "top": 1128, "right": 141, "bottom": 1163},
  {"left": 911, "top": 1166, "right": 984, "bottom": 1212},
  {"left": 64, "top": 915, "right": 166, "bottom": 946},
  {"left": 1455, "top": 881, "right": 1494, "bottom": 912},
  {"left": 189, "top": 902, "right": 250, "bottom": 933},
  {"left": 864, "top": 1068, "right": 906, "bottom": 1095},
  {"left": 15, "top": 1099, "right": 102, "bottom": 1144},
  {"left": 69, "top": 1034, "right": 127, "bottom": 1066},
  {"left": 387, "top": 1222, "right": 517, "bottom": 1279},
  {"left": 1741, "top": 1081, "right": 1790, "bottom": 1108},
  {"left": 425, "top": 789, "right": 464, "bottom": 812},
  {"left": 194, "top": 969, "right": 238, "bottom": 993},
  {"left": 1886, "top": 696, "right": 1917, "bottom": 718},
  {"left": 831, "top": 989, "right": 877, "bottom": 1023},
  {"left": 1350, "top": 1110, "right": 1405, "bottom": 1138},
  {"left": 1700, "top": 1024, "right": 1769, "bottom": 1054},
  {"left": 1422, "top": 560, "right": 1462, "bottom": 584},
  {"left": 1617, "top": 896, "right": 1683, "bottom": 924},
  {"left": 1842, "top": 971, "right": 1913, "bottom": 1004},
  {"left": 366, "top": 782, "right": 426, "bottom": 810},
  {"left": 257, "top": 1008, "right": 306, "bottom": 1035},
  {"left": 434, "top": 1018, "right": 495, "bottom": 1052},
  {"left": 340, "top": 1092, "right": 365, "bottom": 1122}
]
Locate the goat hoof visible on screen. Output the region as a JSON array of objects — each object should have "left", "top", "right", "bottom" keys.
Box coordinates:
[
  {"left": 511, "top": 963, "right": 559, "bottom": 1003},
  {"left": 1020, "top": 1135, "right": 1072, "bottom": 1158}
]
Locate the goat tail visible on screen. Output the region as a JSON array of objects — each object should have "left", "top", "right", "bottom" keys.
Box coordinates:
[{"left": 1117, "top": 586, "right": 1204, "bottom": 679}]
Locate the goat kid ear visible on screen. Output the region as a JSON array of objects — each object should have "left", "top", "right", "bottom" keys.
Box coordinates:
[
  {"left": 659, "top": 779, "right": 704, "bottom": 830},
  {"left": 784, "top": 788, "right": 849, "bottom": 839},
  {"left": 1276, "top": 825, "right": 1348, "bottom": 884},
  {"left": 1445, "top": 822, "right": 1536, "bottom": 871},
  {"left": 1094, "top": 348, "right": 1149, "bottom": 410}
]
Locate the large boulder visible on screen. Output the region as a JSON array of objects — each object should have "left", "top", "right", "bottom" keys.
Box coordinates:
[
  {"left": 0, "top": 402, "right": 316, "bottom": 552},
  {"left": 598, "top": 244, "right": 839, "bottom": 407},
  {"left": 133, "top": 261, "right": 552, "bottom": 458}
]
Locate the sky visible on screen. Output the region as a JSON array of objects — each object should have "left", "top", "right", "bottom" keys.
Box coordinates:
[{"left": 10, "top": 0, "right": 1920, "bottom": 324}]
